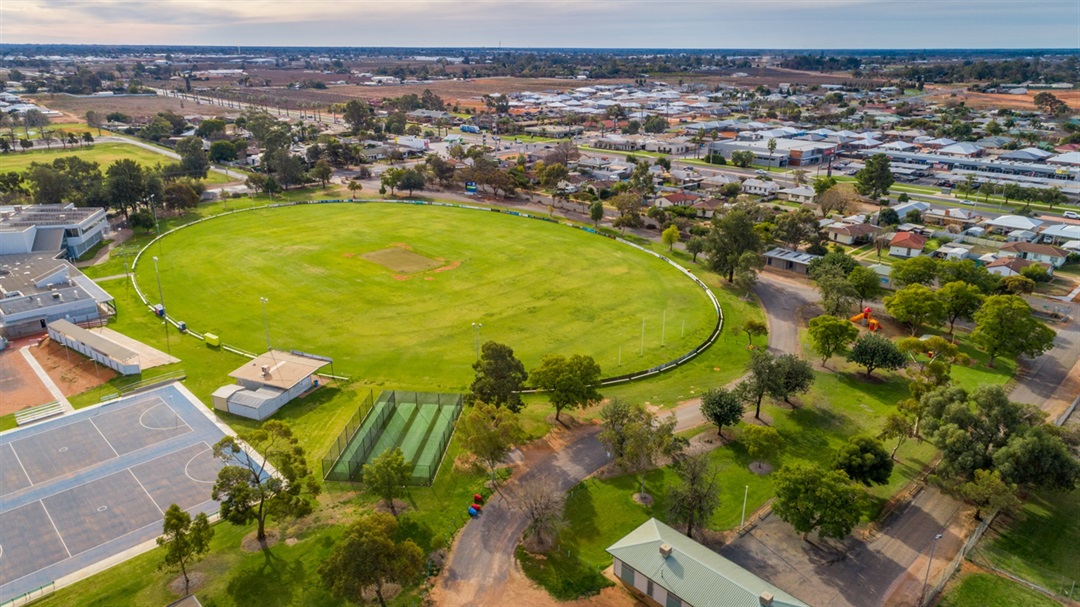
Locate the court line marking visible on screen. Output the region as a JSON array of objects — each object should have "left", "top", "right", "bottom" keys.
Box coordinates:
[
  {"left": 88, "top": 418, "right": 120, "bottom": 458},
  {"left": 6, "top": 442, "right": 35, "bottom": 488},
  {"left": 138, "top": 401, "right": 191, "bottom": 432},
  {"left": 183, "top": 445, "right": 216, "bottom": 484},
  {"left": 128, "top": 470, "right": 165, "bottom": 516},
  {"left": 39, "top": 500, "right": 72, "bottom": 558}
]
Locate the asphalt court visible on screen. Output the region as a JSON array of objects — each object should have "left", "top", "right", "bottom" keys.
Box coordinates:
[{"left": 0, "top": 386, "right": 235, "bottom": 602}]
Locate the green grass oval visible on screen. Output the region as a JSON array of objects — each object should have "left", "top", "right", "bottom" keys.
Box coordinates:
[{"left": 137, "top": 203, "right": 717, "bottom": 391}]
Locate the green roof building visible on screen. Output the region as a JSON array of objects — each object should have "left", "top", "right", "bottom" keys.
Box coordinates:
[{"left": 606, "top": 518, "right": 808, "bottom": 607}]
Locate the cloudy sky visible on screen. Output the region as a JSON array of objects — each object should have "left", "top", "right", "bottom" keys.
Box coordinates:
[{"left": 2, "top": 0, "right": 1078, "bottom": 48}]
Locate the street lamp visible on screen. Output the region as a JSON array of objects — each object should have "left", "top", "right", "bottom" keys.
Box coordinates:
[
  {"left": 919, "top": 533, "right": 944, "bottom": 604},
  {"left": 260, "top": 297, "right": 271, "bottom": 352},
  {"left": 152, "top": 256, "right": 170, "bottom": 355},
  {"left": 471, "top": 322, "right": 483, "bottom": 361}
]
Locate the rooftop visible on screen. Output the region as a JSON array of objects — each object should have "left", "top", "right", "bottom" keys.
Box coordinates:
[
  {"left": 229, "top": 350, "right": 328, "bottom": 390},
  {"left": 0, "top": 253, "right": 113, "bottom": 316}
]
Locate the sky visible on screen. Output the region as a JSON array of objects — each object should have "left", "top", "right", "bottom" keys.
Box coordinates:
[{"left": 2, "top": 0, "right": 1079, "bottom": 49}]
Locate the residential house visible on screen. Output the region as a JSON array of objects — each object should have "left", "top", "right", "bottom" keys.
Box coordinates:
[
  {"left": 742, "top": 179, "right": 780, "bottom": 200},
  {"left": 889, "top": 231, "right": 927, "bottom": 258},
  {"left": 764, "top": 247, "right": 821, "bottom": 275},
  {"left": 999, "top": 242, "right": 1069, "bottom": 268},
  {"left": 655, "top": 192, "right": 700, "bottom": 209},
  {"left": 607, "top": 518, "right": 809, "bottom": 607},
  {"left": 933, "top": 244, "right": 973, "bottom": 261},
  {"left": 826, "top": 222, "right": 882, "bottom": 245},
  {"left": 1038, "top": 223, "right": 1080, "bottom": 247},
  {"left": 983, "top": 215, "right": 1043, "bottom": 235},
  {"left": 922, "top": 207, "right": 980, "bottom": 230},
  {"left": 691, "top": 198, "right": 724, "bottom": 219},
  {"left": 776, "top": 186, "right": 815, "bottom": 204},
  {"left": 986, "top": 256, "right": 1053, "bottom": 278}
]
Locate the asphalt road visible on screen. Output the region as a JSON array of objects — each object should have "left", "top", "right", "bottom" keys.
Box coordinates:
[{"left": 1007, "top": 299, "right": 1080, "bottom": 410}]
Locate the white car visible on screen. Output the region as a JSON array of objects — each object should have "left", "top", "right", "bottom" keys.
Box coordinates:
[{"left": 1064, "top": 210, "right": 1080, "bottom": 220}]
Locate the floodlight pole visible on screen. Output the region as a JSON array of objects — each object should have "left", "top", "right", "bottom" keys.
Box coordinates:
[
  {"left": 740, "top": 485, "right": 748, "bottom": 528},
  {"left": 919, "top": 533, "right": 944, "bottom": 605},
  {"left": 260, "top": 297, "right": 271, "bottom": 352},
  {"left": 640, "top": 319, "right": 645, "bottom": 356},
  {"left": 661, "top": 309, "right": 667, "bottom": 347},
  {"left": 472, "top": 322, "right": 483, "bottom": 361},
  {"left": 153, "top": 256, "right": 170, "bottom": 355}
]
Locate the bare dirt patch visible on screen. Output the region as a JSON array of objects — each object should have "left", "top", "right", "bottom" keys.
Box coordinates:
[
  {"left": 168, "top": 571, "right": 206, "bottom": 596},
  {"left": 240, "top": 528, "right": 280, "bottom": 552},
  {"left": 0, "top": 347, "right": 54, "bottom": 415},
  {"left": 432, "top": 261, "right": 462, "bottom": 274},
  {"left": 926, "top": 88, "right": 1080, "bottom": 111},
  {"left": 32, "top": 94, "right": 237, "bottom": 122},
  {"left": 372, "top": 499, "right": 411, "bottom": 516},
  {"left": 749, "top": 461, "right": 774, "bottom": 475},
  {"left": 360, "top": 247, "right": 443, "bottom": 274},
  {"left": 631, "top": 492, "right": 655, "bottom": 506},
  {"left": 30, "top": 338, "right": 117, "bottom": 397}
]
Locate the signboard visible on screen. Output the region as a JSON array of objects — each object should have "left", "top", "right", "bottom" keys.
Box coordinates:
[{"left": 465, "top": 181, "right": 478, "bottom": 194}]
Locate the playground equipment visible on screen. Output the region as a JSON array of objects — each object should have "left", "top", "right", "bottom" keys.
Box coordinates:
[{"left": 850, "top": 307, "right": 881, "bottom": 332}]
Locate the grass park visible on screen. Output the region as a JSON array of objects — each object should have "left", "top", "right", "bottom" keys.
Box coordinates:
[
  {"left": 0, "top": 141, "right": 237, "bottom": 185},
  {"left": 937, "top": 573, "right": 1061, "bottom": 607}
]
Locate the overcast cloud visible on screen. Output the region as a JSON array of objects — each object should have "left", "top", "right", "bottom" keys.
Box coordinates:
[{"left": 2, "top": 0, "right": 1077, "bottom": 48}]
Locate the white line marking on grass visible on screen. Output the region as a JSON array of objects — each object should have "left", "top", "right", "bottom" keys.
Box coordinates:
[
  {"left": 129, "top": 470, "right": 164, "bottom": 515},
  {"left": 89, "top": 419, "right": 120, "bottom": 458},
  {"left": 8, "top": 443, "right": 35, "bottom": 487},
  {"left": 40, "top": 501, "right": 72, "bottom": 558}
]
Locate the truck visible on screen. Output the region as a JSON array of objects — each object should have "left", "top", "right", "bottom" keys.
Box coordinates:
[{"left": 460, "top": 125, "right": 481, "bottom": 134}]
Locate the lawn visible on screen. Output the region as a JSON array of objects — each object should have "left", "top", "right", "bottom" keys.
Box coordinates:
[
  {"left": 132, "top": 202, "right": 718, "bottom": 393},
  {"left": 977, "top": 487, "right": 1080, "bottom": 594},
  {"left": 0, "top": 142, "right": 235, "bottom": 185},
  {"left": 937, "top": 573, "right": 1060, "bottom": 607}
]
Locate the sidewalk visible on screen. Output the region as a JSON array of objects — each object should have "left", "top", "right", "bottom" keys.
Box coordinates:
[{"left": 20, "top": 346, "right": 74, "bottom": 413}]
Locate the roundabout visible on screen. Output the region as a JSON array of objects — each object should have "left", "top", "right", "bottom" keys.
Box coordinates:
[{"left": 133, "top": 201, "right": 720, "bottom": 390}]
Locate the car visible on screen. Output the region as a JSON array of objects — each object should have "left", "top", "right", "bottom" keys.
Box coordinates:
[
  {"left": 755, "top": 169, "right": 767, "bottom": 176},
  {"left": 1064, "top": 210, "right": 1080, "bottom": 220}
]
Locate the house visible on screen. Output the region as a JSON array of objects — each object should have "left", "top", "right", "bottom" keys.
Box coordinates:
[
  {"left": 655, "top": 192, "right": 700, "bottom": 209},
  {"left": 691, "top": 198, "right": 724, "bottom": 219},
  {"left": 608, "top": 518, "right": 809, "bottom": 607},
  {"left": 0, "top": 253, "right": 115, "bottom": 338},
  {"left": 742, "top": 179, "right": 780, "bottom": 200},
  {"left": 1038, "top": 223, "right": 1080, "bottom": 247},
  {"left": 986, "top": 256, "right": 1053, "bottom": 278},
  {"left": 934, "top": 244, "right": 973, "bottom": 261},
  {"left": 891, "top": 201, "right": 931, "bottom": 220},
  {"left": 868, "top": 263, "right": 893, "bottom": 288},
  {"left": 764, "top": 247, "right": 821, "bottom": 275},
  {"left": 212, "top": 350, "right": 329, "bottom": 420},
  {"left": 826, "top": 222, "right": 882, "bottom": 245},
  {"left": 889, "top": 231, "right": 927, "bottom": 258},
  {"left": 984, "top": 215, "right": 1043, "bottom": 235},
  {"left": 923, "top": 207, "right": 980, "bottom": 229},
  {"left": 937, "top": 142, "right": 985, "bottom": 157},
  {"left": 776, "top": 186, "right": 815, "bottom": 204},
  {"left": 999, "top": 242, "right": 1069, "bottom": 268}
]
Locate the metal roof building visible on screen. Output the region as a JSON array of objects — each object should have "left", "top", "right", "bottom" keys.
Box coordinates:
[{"left": 608, "top": 518, "right": 808, "bottom": 607}]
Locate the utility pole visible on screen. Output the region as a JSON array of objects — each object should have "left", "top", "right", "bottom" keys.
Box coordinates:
[
  {"left": 153, "top": 256, "right": 170, "bottom": 355},
  {"left": 260, "top": 297, "right": 271, "bottom": 352},
  {"left": 919, "top": 533, "right": 944, "bottom": 605},
  {"left": 472, "top": 322, "right": 483, "bottom": 361}
]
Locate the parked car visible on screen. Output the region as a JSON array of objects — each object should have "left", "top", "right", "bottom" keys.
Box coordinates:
[{"left": 1064, "top": 210, "right": 1080, "bottom": 220}]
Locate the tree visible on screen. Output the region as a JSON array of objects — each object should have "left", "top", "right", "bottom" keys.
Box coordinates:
[
  {"left": 733, "top": 251, "right": 763, "bottom": 298},
  {"left": 772, "top": 463, "right": 865, "bottom": 540},
  {"left": 129, "top": 209, "right": 156, "bottom": 233},
  {"left": 767, "top": 138, "right": 777, "bottom": 155},
  {"left": 971, "top": 295, "right": 1055, "bottom": 367},
  {"left": 807, "top": 315, "right": 859, "bottom": 366},
  {"left": 157, "top": 504, "right": 213, "bottom": 596},
  {"left": 816, "top": 183, "right": 858, "bottom": 216},
  {"left": 1000, "top": 275, "right": 1036, "bottom": 295},
  {"left": 530, "top": 354, "right": 602, "bottom": 423},
  {"left": 959, "top": 469, "right": 1020, "bottom": 521},
  {"left": 398, "top": 168, "right": 426, "bottom": 196},
  {"left": 730, "top": 150, "right": 755, "bottom": 168},
  {"left": 742, "top": 425, "right": 783, "bottom": 472},
  {"left": 811, "top": 176, "right": 837, "bottom": 196},
  {"left": 311, "top": 159, "right": 333, "bottom": 188},
  {"left": 890, "top": 256, "right": 938, "bottom": 288},
  {"left": 686, "top": 236, "right": 705, "bottom": 263},
  {"left": 832, "top": 436, "right": 894, "bottom": 486},
  {"left": 938, "top": 259, "right": 998, "bottom": 295},
  {"left": 211, "top": 421, "right": 320, "bottom": 542},
  {"left": 741, "top": 350, "right": 776, "bottom": 420},
  {"left": 773, "top": 209, "right": 819, "bottom": 250},
  {"left": 466, "top": 341, "right": 528, "bottom": 412},
  {"left": 162, "top": 181, "right": 199, "bottom": 212},
  {"left": 705, "top": 209, "right": 763, "bottom": 282},
  {"left": 319, "top": 512, "right": 423, "bottom": 607},
  {"left": 175, "top": 136, "right": 210, "bottom": 179},
  {"left": 767, "top": 354, "right": 815, "bottom": 405},
  {"left": 515, "top": 478, "right": 565, "bottom": 553},
  {"left": 667, "top": 453, "right": 721, "bottom": 540},
  {"left": 362, "top": 448, "right": 411, "bottom": 516},
  {"left": 878, "top": 411, "right": 915, "bottom": 460},
  {"left": 460, "top": 401, "right": 524, "bottom": 485},
  {"left": 538, "top": 162, "right": 569, "bottom": 188},
  {"left": 589, "top": 200, "right": 604, "bottom": 226},
  {"left": 937, "top": 281, "right": 984, "bottom": 335},
  {"left": 1020, "top": 263, "right": 1051, "bottom": 284},
  {"left": 854, "top": 153, "right": 894, "bottom": 201},
  {"left": 741, "top": 318, "right": 768, "bottom": 348},
  {"left": 884, "top": 284, "right": 946, "bottom": 336},
  {"left": 105, "top": 158, "right": 148, "bottom": 218},
  {"left": 700, "top": 387, "right": 744, "bottom": 438},
  {"left": 814, "top": 265, "right": 859, "bottom": 316},
  {"left": 599, "top": 403, "right": 681, "bottom": 498},
  {"left": 809, "top": 249, "right": 860, "bottom": 278},
  {"left": 348, "top": 180, "right": 363, "bottom": 199},
  {"left": 661, "top": 224, "right": 680, "bottom": 251},
  {"left": 848, "top": 265, "right": 884, "bottom": 308},
  {"left": 878, "top": 207, "right": 900, "bottom": 226},
  {"left": 208, "top": 139, "right": 237, "bottom": 163},
  {"left": 847, "top": 333, "right": 906, "bottom": 377},
  {"left": 610, "top": 192, "right": 644, "bottom": 233}
]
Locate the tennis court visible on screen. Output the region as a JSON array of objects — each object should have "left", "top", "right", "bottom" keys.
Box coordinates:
[
  {"left": 322, "top": 391, "right": 462, "bottom": 484},
  {"left": 0, "top": 384, "right": 242, "bottom": 604}
]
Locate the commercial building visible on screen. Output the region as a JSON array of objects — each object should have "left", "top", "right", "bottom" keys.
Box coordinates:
[
  {"left": 0, "top": 253, "right": 114, "bottom": 338},
  {"left": 212, "top": 350, "right": 328, "bottom": 420},
  {"left": 0, "top": 204, "right": 109, "bottom": 259},
  {"left": 707, "top": 139, "right": 838, "bottom": 167}
]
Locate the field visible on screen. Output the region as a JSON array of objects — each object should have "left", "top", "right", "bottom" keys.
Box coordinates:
[
  {"left": 133, "top": 202, "right": 717, "bottom": 392},
  {"left": 29, "top": 94, "right": 238, "bottom": 122},
  {"left": 926, "top": 87, "right": 1080, "bottom": 110},
  {"left": 937, "top": 572, "right": 1061, "bottom": 607},
  {"left": 0, "top": 142, "right": 236, "bottom": 185}
]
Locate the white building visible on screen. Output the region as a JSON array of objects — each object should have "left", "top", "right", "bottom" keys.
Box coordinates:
[
  {"left": 0, "top": 253, "right": 114, "bottom": 338},
  {"left": 212, "top": 350, "right": 328, "bottom": 420},
  {"left": 0, "top": 204, "right": 109, "bottom": 258},
  {"left": 47, "top": 319, "right": 139, "bottom": 375},
  {"left": 742, "top": 179, "right": 780, "bottom": 199}
]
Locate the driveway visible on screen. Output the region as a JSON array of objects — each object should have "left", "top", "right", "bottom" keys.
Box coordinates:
[
  {"left": 754, "top": 272, "right": 818, "bottom": 357},
  {"left": 1007, "top": 299, "right": 1079, "bottom": 418}
]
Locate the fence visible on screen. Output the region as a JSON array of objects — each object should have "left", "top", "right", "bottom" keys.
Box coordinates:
[
  {"left": 320, "top": 389, "right": 377, "bottom": 482},
  {"left": 409, "top": 398, "right": 464, "bottom": 485},
  {"left": 0, "top": 582, "right": 54, "bottom": 607},
  {"left": 919, "top": 514, "right": 995, "bottom": 607},
  {"left": 968, "top": 545, "right": 1077, "bottom": 604},
  {"left": 98, "top": 369, "right": 187, "bottom": 403}
]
